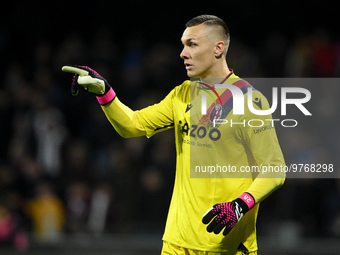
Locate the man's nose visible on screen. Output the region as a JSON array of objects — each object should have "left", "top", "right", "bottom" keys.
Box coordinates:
[{"left": 180, "top": 47, "right": 189, "bottom": 59}]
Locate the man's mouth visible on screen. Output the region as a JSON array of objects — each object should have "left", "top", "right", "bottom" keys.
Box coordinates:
[{"left": 185, "top": 63, "right": 193, "bottom": 70}]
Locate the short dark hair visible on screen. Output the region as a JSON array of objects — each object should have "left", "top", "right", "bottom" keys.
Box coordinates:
[{"left": 185, "top": 15, "right": 230, "bottom": 54}]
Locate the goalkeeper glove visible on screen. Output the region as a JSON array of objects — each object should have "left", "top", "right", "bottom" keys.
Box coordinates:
[
  {"left": 202, "top": 193, "right": 255, "bottom": 235},
  {"left": 61, "top": 65, "right": 116, "bottom": 105}
]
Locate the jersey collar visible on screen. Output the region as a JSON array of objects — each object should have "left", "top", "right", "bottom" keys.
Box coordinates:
[
  {"left": 220, "top": 68, "right": 234, "bottom": 84},
  {"left": 199, "top": 69, "right": 234, "bottom": 90}
]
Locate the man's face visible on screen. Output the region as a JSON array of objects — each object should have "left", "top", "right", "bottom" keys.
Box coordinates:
[{"left": 180, "top": 23, "right": 218, "bottom": 78}]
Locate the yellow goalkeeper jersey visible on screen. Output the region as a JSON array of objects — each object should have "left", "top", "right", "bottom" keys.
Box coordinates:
[{"left": 101, "top": 71, "right": 285, "bottom": 253}]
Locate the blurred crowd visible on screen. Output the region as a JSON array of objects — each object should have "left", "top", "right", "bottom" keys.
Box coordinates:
[{"left": 1, "top": 22, "right": 340, "bottom": 251}]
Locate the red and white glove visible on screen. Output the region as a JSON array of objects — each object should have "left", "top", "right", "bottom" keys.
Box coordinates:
[
  {"left": 62, "top": 65, "right": 116, "bottom": 105},
  {"left": 202, "top": 193, "right": 255, "bottom": 235}
]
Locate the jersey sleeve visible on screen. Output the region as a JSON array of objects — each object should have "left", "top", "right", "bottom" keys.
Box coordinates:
[
  {"left": 135, "top": 87, "right": 175, "bottom": 138},
  {"left": 239, "top": 89, "right": 286, "bottom": 203},
  {"left": 101, "top": 97, "right": 147, "bottom": 138},
  {"left": 100, "top": 86, "right": 177, "bottom": 138}
]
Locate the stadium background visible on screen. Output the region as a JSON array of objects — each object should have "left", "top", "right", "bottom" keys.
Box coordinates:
[{"left": 1, "top": 0, "right": 339, "bottom": 254}]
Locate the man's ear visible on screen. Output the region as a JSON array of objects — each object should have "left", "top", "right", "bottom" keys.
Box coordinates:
[{"left": 214, "top": 41, "right": 226, "bottom": 59}]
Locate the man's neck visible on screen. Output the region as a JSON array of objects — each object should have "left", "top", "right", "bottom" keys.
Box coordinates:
[
  {"left": 200, "top": 65, "right": 231, "bottom": 85},
  {"left": 201, "top": 61, "right": 230, "bottom": 83}
]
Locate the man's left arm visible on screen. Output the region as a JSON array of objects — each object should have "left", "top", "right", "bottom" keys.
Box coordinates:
[
  {"left": 241, "top": 90, "right": 286, "bottom": 203},
  {"left": 202, "top": 89, "right": 286, "bottom": 235}
]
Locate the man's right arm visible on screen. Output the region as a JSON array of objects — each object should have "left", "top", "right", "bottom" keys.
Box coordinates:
[
  {"left": 100, "top": 97, "right": 147, "bottom": 138},
  {"left": 102, "top": 87, "right": 176, "bottom": 138}
]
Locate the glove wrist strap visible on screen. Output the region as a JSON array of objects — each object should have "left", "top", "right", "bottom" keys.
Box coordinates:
[
  {"left": 96, "top": 87, "right": 116, "bottom": 105},
  {"left": 237, "top": 192, "right": 255, "bottom": 212}
]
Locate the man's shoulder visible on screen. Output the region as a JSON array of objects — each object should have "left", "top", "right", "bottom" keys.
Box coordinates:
[
  {"left": 170, "top": 80, "right": 191, "bottom": 95},
  {"left": 179, "top": 80, "right": 191, "bottom": 88},
  {"left": 229, "top": 75, "right": 265, "bottom": 96}
]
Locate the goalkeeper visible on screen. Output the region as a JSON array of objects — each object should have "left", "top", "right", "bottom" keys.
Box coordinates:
[{"left": 63, "top": 15, "right": 285, "bottom": 255}]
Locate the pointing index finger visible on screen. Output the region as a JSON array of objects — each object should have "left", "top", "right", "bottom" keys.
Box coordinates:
[{"left": 61, "top": 66, "right": 89, "bottom": 76}]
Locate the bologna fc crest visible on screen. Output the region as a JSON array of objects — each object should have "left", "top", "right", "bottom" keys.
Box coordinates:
[{"left": 209, "top": 104, "right": 223, "bottom": 123}]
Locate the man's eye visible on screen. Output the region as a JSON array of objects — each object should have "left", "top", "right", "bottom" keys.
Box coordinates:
[{"left": 189, "top": 43, "right": 197, "bottom": 47}]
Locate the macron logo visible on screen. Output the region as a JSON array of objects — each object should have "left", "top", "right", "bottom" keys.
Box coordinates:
[
  {"left": 185, "top": 104, "right": 193, "bottom": 113},
  {"left": 253, "top": 97, "right": 262, "bottom": 109}
]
